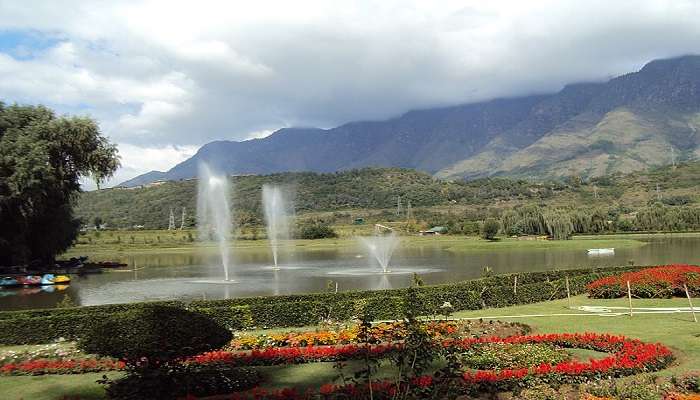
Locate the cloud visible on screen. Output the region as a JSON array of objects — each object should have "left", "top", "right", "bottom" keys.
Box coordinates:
[{"left": 1, "top": 0, "right": 700, "bottom": 184}]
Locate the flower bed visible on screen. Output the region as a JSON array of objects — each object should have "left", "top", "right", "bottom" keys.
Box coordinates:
[
  {"left": 587, "top": 264, "right": 700, "bottom": 298},
  {"left": 0, "top": 332, "right": 671, "bottom": 385},
  {"left": 0, "top": 358, "right": 125, "bottom": 375},
  {"left": 0, "top": 342, "right": 125, "bottom": 376},
  {"left": 228, "top": 320, "right": 528, "bottom": 350},
  {"left": 192, "top": 332, "right": 672, "bottom": 398}
]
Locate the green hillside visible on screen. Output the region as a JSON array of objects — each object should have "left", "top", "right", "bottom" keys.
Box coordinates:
[{"left": 76, "top": 163, "right": 700, "bottom": 232}]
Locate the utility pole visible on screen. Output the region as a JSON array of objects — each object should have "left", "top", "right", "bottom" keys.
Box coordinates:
[
  {"left": 396, "top": 196, "right": 403, "bottom": 217},
  {"left": 593, "top": 185, "right": 598, "bottom": 199},
  {"left": 168, "top": 208, "right": 175, "bottom": 230},
  {"left": 670, "top": 146, "right": 676, "bottom": 168},
  {"left": 406, "top": 200, "right": 413, "bottom": 220},
  {"left": 656, "top": 183, "right": 662, "bottom": 201},
  {"left": 180, "top": 207, "right": 186, "bottom": 230}
]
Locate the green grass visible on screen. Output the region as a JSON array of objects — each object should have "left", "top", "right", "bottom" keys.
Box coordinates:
[
  {"left": 452, "top": 295, "right": 700, "bottom": 374},
  {"left": 61, "top": 229, "right": 647, "bottom": 259},
  {"left": 0, "top": 372, "right": 120, "bottom": 400},
  {"left": 443, "top": 237, "right": 645, "bottom": 252}
]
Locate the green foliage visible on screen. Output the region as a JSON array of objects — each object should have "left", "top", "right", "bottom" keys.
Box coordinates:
[
  {"left": 101, "top": 364, "right": 260, "bottom": 400},
  {"left": 481, "top": 217, "right": 500, "bottom": 240},
  {"left": 543, "top": 210, "right": 574, "bottom": 240},
  {"left": 0, "top": 102, "right": 119, "bottom": 267},
  {"left": 77, "top": 305, "right": 231, "bottom": 366},
  {"left": 297, "top": 219, "right": 338, "bottom": 239},
  {"left": 0, "top": 266, "right": 639, "bottom": 345},
  {"left": 458, "top": 343, "right": 569, "bottom": 370}
]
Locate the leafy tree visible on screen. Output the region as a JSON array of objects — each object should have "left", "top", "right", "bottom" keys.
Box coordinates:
[
  {"left": 93, "top": 216, "right": 103, "bottom": 230},
  {"left": 0, "top": 102, "right": 119, "bottom": 267},
  {"left": 481, "top": 218, "right": 500, "bottom": 240},
  {"left": 297, "top": 219, "right": 338, "bottom": 239}
]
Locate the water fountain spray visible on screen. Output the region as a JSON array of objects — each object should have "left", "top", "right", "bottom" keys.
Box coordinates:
[
  {"left": 359, "top": 225, "right": 400, "bottom": 274},
  {"left": 197, "top": 163, "right": 233, "bottom": 281},
  {"left": 262, "top": 185, "right": 292, "bottom": 270}
]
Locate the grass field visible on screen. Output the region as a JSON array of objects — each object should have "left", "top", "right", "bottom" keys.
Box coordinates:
[
  {"left": 61, "top": 229, "right": 648, "bottom": 258},
  {"left": 2, "top": 295, "right": 697, "bottom": 400}
]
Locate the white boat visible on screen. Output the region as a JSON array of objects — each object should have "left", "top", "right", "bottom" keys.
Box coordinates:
[{"left": 587, "top": 248, "right": 615, "bottom": 255}]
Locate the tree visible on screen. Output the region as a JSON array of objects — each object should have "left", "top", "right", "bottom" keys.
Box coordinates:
[
  {"left": 0, "top": 102, "right": 119, "bottom": 267},
  {"left": 297, "top": 219, "right": 338, "bottom": 239},
  {"left": 481, "top": 218, "right": 500, "bottom": 240},
  {"left": 93, "top": 216, "right": 103, "bottom": 230}
]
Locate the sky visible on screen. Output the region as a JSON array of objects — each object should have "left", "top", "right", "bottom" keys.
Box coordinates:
[{"left": 1, "top": 0, "right": 699, "bottom": 188}]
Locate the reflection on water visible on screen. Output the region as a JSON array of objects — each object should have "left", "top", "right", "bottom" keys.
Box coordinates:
[{"left": 1, "top": 237, "right": 699, "bottom": 311}]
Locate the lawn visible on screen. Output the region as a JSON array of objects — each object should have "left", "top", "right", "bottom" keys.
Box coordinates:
[
  {"left": 1, "top": 295, "right": 697, "bottom": 399},
  {"left": 60, "top": 229, "right": 647, "bottom": 259}
]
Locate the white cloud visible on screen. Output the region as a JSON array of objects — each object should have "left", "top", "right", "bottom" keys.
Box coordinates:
[{"left": 1, "top": 0, "right": 700, "bottom": 184}]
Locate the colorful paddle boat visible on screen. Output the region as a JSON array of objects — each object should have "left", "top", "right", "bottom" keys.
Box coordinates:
[
  {"left": 40, "top": 274, "right": 71, "bottom": 285},
  {"left": 0, "top": 277, "right": 20, "bottom": 287},
  {"left": 17, "top": 275, "right": 43, "bottom": 286}
]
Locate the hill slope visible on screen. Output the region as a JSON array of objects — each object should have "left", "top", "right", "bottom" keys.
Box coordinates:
[
  {"left": 120, "top": 55, "right": 700, "bottom": 187},
  {"left": 82, "top": 162, "right": 700, "bottom": 230}
]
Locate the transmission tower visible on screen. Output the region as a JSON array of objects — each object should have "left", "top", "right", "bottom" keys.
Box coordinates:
[
  {"left": 656, "top": 183, "right": 662, "bottom": 201},
  {"left": 180, "top": 207, "right": 186, "bottom": 230},
  {"left": 168, "top": 208, "right": 176, "bottom": 230},
  {"left": 670, "top": 146, "right": 677, "bottom": 168},
  {"left": 406, "top": 200, "right": 413, "bottom": 220},
  {"left": 396, "top": 196, "right": 403, "bottom": 216},
  {"left": 593, "top": 185, "right": 598, "bottom": 199}
]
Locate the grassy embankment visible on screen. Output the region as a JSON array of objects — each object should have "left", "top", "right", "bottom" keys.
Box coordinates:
[
  {"left": 2, "top": 295, "right": 698, "bottom": 399},
  {"left": 62, "top": 228, "right": 649, "bottom": 258}
]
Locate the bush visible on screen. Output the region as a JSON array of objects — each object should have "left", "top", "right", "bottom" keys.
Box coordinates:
[
  {"left": 78, "top": 304, "right": 232, "bottom": 366},
  {"left": 481, "top": 218, "right": 500, "bottom": 240},
  {"left": 102, "top": 364, "right": 260, "bottom": 400},
  {"left": 297, "top": 220, "right": 338, "bottom": 239},
  {"left": 0, "top": 265, "right": 641, "bottom": 345}
]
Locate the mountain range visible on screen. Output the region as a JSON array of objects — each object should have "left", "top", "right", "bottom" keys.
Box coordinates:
[{"left": 120, "top": 55, "right": 700, "bottom": 187}]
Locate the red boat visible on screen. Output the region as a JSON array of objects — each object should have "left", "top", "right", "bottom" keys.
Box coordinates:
[{"left": 17, "top": 275, "right": 43, "bottom": 286}]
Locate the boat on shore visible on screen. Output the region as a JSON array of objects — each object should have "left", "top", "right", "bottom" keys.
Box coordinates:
[
  {"left": 0, "top": 274, "right": 71, "bottom": 287},
  {"left": 0, "top": 277, "right": 20, "bottom": 287},
  {"left": 587, "top": 248, "right": 615, "bottom": 255}
]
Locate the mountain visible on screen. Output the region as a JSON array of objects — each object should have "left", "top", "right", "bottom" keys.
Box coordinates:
[{"left": 120, "top": 55, "right": 700, "bottom": 187}]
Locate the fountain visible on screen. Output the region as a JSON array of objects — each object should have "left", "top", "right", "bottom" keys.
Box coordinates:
[
  {"left": 359, "top": 231, "right": 400, "bottom": 273},
  {"left": 262, "top": 184, "right": 292, "bottom": 270},
  {"left": 197, "top": 163, "right": 234, "bottom": 282}
]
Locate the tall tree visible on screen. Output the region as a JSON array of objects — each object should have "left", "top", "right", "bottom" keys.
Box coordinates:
[{"left": 0, "top": 102, "right": 119, "bottom": 267}]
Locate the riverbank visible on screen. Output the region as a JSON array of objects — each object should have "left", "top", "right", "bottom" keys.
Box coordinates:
[{"left": 61, "top": 229, "right": 653, "bottom": 259}]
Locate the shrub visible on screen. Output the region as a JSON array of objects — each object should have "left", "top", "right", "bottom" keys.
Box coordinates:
[
  {"left": 78, "top": 304, "right": 232, "bottom": 366},
  {"left": 0, "top": 265, "right": 641, "bottom": 345},
  {"left": 481, "top": 218, "right": 500, "bottom": 240},
  {"left": 102, "top": 364, "right": 260, "bottom": 400},
  {"left": 298, "top": 220, "right": 338, "bottom": 239}
]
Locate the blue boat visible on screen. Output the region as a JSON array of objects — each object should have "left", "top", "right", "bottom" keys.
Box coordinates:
[
  {"left": 40, "top": 274, "right": 55, "bottom": 285},
  {"left": 0, "top": 277, "right": 20, "bottom": 287}
]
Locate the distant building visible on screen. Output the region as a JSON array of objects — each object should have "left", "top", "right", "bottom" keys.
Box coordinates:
[
  {"left": 419, "top": 226, "right": 448, "bottom": 236},
  {"left": 146, "top": 180, "right": 167, "bottom": 187}
]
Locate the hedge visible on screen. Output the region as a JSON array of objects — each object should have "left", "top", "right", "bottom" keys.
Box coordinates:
[{"left": 0, "top": 266, "right": 640, "bottom": 345}]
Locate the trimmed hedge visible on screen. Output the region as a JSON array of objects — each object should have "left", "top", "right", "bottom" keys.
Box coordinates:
[{"left": 0, "top": 266, "right": 640, "bottom": 345}]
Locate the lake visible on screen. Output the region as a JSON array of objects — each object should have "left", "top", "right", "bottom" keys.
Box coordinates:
[{"left": 1, "top": 235, "right": 698, "bottom": 311}]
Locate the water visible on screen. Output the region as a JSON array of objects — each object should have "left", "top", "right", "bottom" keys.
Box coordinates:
[
  {"left": 1, "top": 236, "right": 699, "bottom": 311},
  {"left": 262, "top": 185, "right": 292, "bottom": 270},
  {"left": 359, "top": 232, "right": 401, "bottom": 273},
  {"left": 197, "top": 163, "right": 233, "bottom": 281}
]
